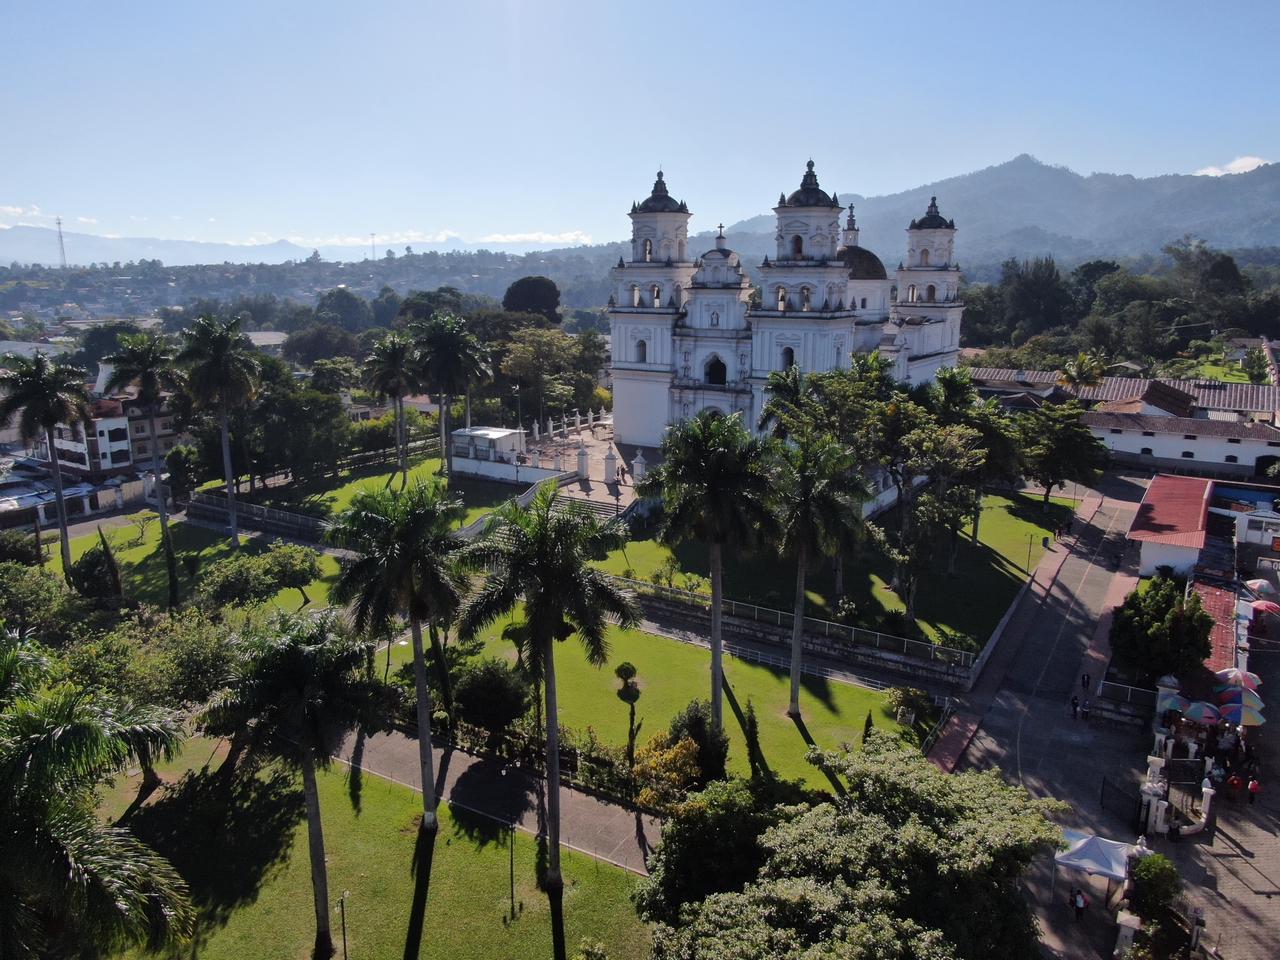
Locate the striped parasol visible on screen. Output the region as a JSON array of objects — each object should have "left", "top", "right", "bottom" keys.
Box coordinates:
[
  {"left": 1157, "top": 692, "right": 1190, "bottom": 713},
  {"left": 1215, "top": 667, "right": 1262, "bottom": 691},
  {"left": 1217, "top": 687, "right": 1265, "bottom": 710},
  {"left": 1181, "top": 701, "right": 1221, "bottom": 723},
  {"left": 1218, "top": 702, "right": 1265, "bottom": 726}
]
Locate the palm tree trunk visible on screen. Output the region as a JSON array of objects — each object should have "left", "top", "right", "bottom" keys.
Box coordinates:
[
  {"left": 833, "top": 552, "right": 844, "bottom": 599},
  {"left": 709, "top": 542, "right": 725, "bottom": 731},
  {"left": 788, "top": 546, "right": 807, "bottom": 718},
  {"left": 443, "top": 395, "right": 454, "bottom": 477},
  {"left": 397, "top": 395, "right": 408, "bottom": 485},
  {"left": 409, "top": 616, "right": 439, "bottom": 831},
  {"left": 465, "top": 384, "right": 472, "bottom": 429},
  {"left": 427, "top": 622, "right": 452, "bottom": 712},
  {"left": 437, "top": 395, "right": 448, "bottom": 476},
  {"left": 148, "top": 408, "right": 170, "bottom": 534},
  {"left": 32, "top": 509, "right": 43, "bottom": 567},
  {"left": 219, "top": 407, "right": 241, "bottom": 548},
  {"left": 542, "top": 630, "right": 564, "bottom": 892},
  {"left": 45, "top": 426, "right": 73, "bottom": 573},
  {"left": 971, "top": 499, "right": 984, "bottom": 544},
  {"left": 299, "top": 749, "right": 335, "bottom": 960}
]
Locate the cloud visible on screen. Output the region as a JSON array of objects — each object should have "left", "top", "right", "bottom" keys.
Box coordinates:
[
  {"left": 0, "top": 204, "right": 43, "bottom": 219},
  {"left": 478, "top": 230, "right": 593, "bottom": 245},
  {"left": 289, "top": 229, "right": 464, "bottom": 247},
  {"left": 76, "top": 216, "right": 97, "bottom": 224},
  {"left": 1195, "top": 155, "right": 1269, "bottom": 176},
  {"left": 129, "top": 215, "right": 148, "bottom": 222},
  {"left": 0, "top": 205, "right": 23, "bottom": 217}
]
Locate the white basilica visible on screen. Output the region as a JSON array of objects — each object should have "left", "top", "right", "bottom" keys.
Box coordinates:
[{"left": 608, "top": 162, "right": 963, "bottom": 448}]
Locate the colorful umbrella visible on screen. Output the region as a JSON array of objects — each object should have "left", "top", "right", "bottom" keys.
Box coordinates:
[
  {"left": 1217, "top": 687, "right": 1265, "bottom": 710},
  {"left": 1157, "top": 692, "right": 1190, "bottom": 713},
  {"left": 1251, "top": 600, "right": 1280, "bottom": 615},
  {"left": 1215, "top": 667, "right": 1262, "bottom": 690},
  {"left": 1218, "top": 703, "right": 1265, "bottom": 726},
  {"left": 1246, "top": 578, "right": 1277, "bottom": 596},
  {"left": 1181, "top": 701, "right": 1221, "bottom": 723}
]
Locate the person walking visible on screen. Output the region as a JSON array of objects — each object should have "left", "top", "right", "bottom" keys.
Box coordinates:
[
  {"left": 1081, "top": 699, "right": 1092, "bottom": 723},
  {"left": 1070, "top": 695, "right": 1080, "bottom": 719},
  {"left": 1073, "top": 888, "right": 1088, "bottom": 923},
  {"left": 1081, "top": 673, "right": 1091, "bottom": 693},
  {"left": 1248, "top": 777, "right": 1261, "bottom": 805}
]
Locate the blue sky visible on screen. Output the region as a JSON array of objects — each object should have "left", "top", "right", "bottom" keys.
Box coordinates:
[{"left": 2, "top": 0, "right": 1277, "bottom": 250}]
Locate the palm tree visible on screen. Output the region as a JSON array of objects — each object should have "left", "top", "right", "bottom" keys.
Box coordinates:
[
  {"left": 0, "top": 353, "right": 91, "bottom": 571},
  {"left": 103, "top": 332, "right": 181, "bottom": 538},
  {"left": 204, "top": 611, "right": 371, "bottom": 960},
  {"left": 776, "top": 428, "right": 867, "bottom": 718},
  {"left": 0, "top": 632, "right": 192, "bottom": 957},
  {"left": 459, "top": 484, "right": 639, "bottom": 960},
  {"left": 327, "top": 481, "right": 466, "bottom": 832},
  {"left": 363, "top": 331, "right": 421, "bottom": 485},
  {"left": 756, "top": 365, "right": 810, "bottom": 440},
  {"left": 1058, "top": 350, "right": 1106, "bottom": 389},
  {"left": 176, "top": 315, "right": 260, "bottom": 547},
  {"left": 636, "top": 412, "right": 777, "bottom": 730},
  {"left": 411, "top": 312, "right": 487, "bottom": 476}
]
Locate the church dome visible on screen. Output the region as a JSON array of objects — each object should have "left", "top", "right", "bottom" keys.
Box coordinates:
[
  {"left": 837, "top": 244, "right": 887, "bottom": 280},
  {"left": 780, "top": 160, "right": 842, "bottom": 208},
  {"left": 634, "top": 171, "right": 689, "bottom": 214},
  {"left": 908, "top": 196, "right": 955, "bottom": 230}
]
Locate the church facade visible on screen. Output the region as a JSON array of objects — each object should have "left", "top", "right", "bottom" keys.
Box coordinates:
[{"left": 608, "top": 162, "right": 963, "bottom": 448}]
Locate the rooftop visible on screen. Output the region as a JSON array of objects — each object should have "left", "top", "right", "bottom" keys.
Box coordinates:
[
  {"left": 968, "top": 368, "right": 1280, "bottom": 413},
  {"left": 1082, "top": 411, "right": 1280, "bottom": 441},
  {"left": 1127, "top": 474, "right": 1212, "bottom": 548}
]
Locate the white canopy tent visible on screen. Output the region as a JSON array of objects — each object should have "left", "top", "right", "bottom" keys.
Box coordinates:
[{"left": 1055, "top": 829, "right": 1132, "bottom": 881}]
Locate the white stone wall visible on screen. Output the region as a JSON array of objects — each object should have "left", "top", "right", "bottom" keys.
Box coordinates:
[
  {"left": 1095, "top": 426, "right": 1280, "bottom": 472},
  {"left": 1138, "top": 541, "right": 1200, "bottom": 577}
]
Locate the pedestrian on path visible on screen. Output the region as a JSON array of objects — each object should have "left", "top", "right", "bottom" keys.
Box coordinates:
[
  {"left": 1070, "top": 695, "right": 1079, "bottom": 719},
  {"left": 1248, "top": 777, "right": 1261, "bottom": 805},
  {"left": 1081, "top": 672, "right": 1091, "bottom": 692},
  {"left": 1081, "top": 699, "right": 1091, "bottom": 723},
  {"left": 1073, "top": 888, "right": 1088, "bottom": 922}
]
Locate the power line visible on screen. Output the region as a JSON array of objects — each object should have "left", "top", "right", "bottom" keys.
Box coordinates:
[{"left": 55, "top": 217, "right": 67, "bottom": 269}]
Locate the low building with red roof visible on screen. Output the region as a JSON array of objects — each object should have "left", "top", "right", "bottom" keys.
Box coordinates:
[{"left": 1128, "top": 474, "right": 1212, "bottom": 576}]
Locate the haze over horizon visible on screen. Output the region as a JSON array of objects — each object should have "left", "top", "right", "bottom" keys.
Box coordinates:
[{"left": 3, "top": 0, "right": 1277, "bottom": 251}]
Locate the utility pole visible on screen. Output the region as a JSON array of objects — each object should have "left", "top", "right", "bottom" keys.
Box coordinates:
[
  {"left": 55, "top": 217, "right": 67, "bottom": 269},
  {"left": 369, "top": 232, "right": 376, "bottom": 261}
]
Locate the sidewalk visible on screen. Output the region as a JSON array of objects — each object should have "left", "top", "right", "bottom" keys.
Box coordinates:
[{"left": 334, "top": 729, "right": 661, "bottom": 875}]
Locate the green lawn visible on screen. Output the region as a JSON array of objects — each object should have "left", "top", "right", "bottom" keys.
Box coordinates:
[
  {"left": 106, "top": 738, "right": 649, "bottom": 960},
  {"left": 599, "top": 492, "right": 1072, "bottom": 649},
  {"left": 405, "top": 618, "right": 898, "bottom": 787},
  {"left": 48, "top": 514, "right": 339, "bottom": 611},
  {"left": 1195, "top": 361, "right": 1251, "bottom": 383},
  {"left": 226, "top": 454, "right": 521, "bottom": 527}
]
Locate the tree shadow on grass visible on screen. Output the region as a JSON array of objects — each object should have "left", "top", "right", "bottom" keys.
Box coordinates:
[
  {"left": 723, "top": 680, "right": 773, "bottom": 781},
  {"left": 790, "top": 714, "right": 846, "bottom": 798},
  {"left": 446, "top": 755, "right": 536, "bottom": 851},
  {"left": 401, "top": 819, "right": 439, "bottom": 960},
  {"left": 128, "top": 760, "right": 304, "bottom": 942}
]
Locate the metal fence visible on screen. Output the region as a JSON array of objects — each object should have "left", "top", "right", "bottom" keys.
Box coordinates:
[
  {"left": 1100, "top": 776, "right": 1144, "bottom": 831},
  {"left": 187, "top": 492, "right": 326, "bottom": 541},
  {"left": 612, "top": 576, "right": 976, "bottom": 670},
  {"left": 1097, "top": 679, "right": 1158, "bottom": 709}
]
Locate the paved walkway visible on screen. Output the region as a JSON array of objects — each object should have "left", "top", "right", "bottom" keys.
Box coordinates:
[{"left": 334, "top": 729, "right": 661, "bottom": 875}]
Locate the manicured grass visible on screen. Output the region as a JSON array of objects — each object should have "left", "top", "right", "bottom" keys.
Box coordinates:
[
  {"left": 435, "top": 618, "right": 899, "bottom": 787},
  {"left": 229, "top": 454, "right": 521, "bottom": 527},
  {"left": 1196, "top": 361, "right": 1251, "bottom": 383},
  {"left": 47, "top": 514, "right": 338, "bottom": 611},
  {"left": 108, "top": 739, "right": 650, "bottom": 960},
  {"left": 598, "top": 492, "right": 1072, "bottom": 649}
]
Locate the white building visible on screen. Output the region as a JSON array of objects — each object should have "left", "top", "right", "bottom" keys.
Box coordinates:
[{"left": 609, "top": 164, "right": 963, "bottom": 447}]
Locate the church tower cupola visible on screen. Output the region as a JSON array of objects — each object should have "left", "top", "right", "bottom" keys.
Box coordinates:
[
  {"left": 628, "top": 170, "right": 692, "bottom": 264},
  {"left": 771, "top": 160, "right": 843, "bottom": 262},
  {"left": 904, "top": 194, "right": 956, "bottom": 271},
  {"left": 840, "top": 204, "right": 859, "bottom": 248}
]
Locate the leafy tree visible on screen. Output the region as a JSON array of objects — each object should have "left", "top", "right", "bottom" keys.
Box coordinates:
[
  {"left": 1057, "top": 350, "right": 1107, "bottom": 388},
  {"left": 282, "top": 323, "right": 362, "bottom": 365},
  {"left": 651, "top": 732, "right": 1062, "bottom": 960},
  {"left": 1002, "top": 256, "right": 1074, "bottom": 342},
  {"left": 66, "top": 526, "right": 125, "bottom": 602},
  {"left": 1165, "top": 236, "right": 1249, "bottom": 300},
  {"left": 1243, "top": 346, "right": 1270, "bottom": 384},
  {"left": 775, "top": 428, "right": 866, "bottom": 716},
  {"left": 370, "top": 285, "right": 402, "bottom": 327},
  {"left": 0, "top": 561, "right": 77, "bottom": 638},
  {"left": 667, "top": 699, "right": 729, "bottom": 786},
  {"left": 756, "top": 365, "right": 812, "bottom": 440},
  {"left": 0, "top": 352, "right": 91, "bottom": 571},
  {"left": 176, "top": 315, "right": 261, "bottom": 547},
  {"left": 314, "top": 286, "right": 374, "bottom": 331},
  {"left": 194, "top": 544, "right": 322, "bottom": 609},
  {"left": 1018, "top": 401, "right": 1108, "bottom": 507},
  {"left": 104, "top": 332, "right": 182, "bottom": 543},
  {"left": 1131, "top": 853, "right": 1180, "bottom": 919},
  {"left": 503, "top": 275, "right": 561, "bottom": 321},
  {"left": 203, "top": 612, "right": 371, "bottom": 960},
  {"left": 164, "top": 443, "right": 201, "bottom": 501},
  {"left": 454, "top": 658, "right": 532, "bottom": 740},
  {"left": 412, "top": 312, "right": 487, "bottom": 475},
  {"left": 363, "top": 331, "right": 421, "bottom": 484},
  {"left": 0, "top": 530, "right": 41, "bottom": 566},
  {"left": 637, "top": 413, "right": 778, "bottom": 730},
  {"left": 0, "top": 631, "right": 192, "bottom": 957},
  {"left": 460, "top": 483, "right": 640, "bottom": 960},
  {"left": 328, "top": 481, "right": 468, "bottom": 832},
  {"left": 1111, "top": 575, "right": 1212, "bottom": 680},
  {"left": 309, "top": 356, "right": 359, "bottom": 393},
  {"left": 72, "top": 319, "right": 142, "bottom": 368}
]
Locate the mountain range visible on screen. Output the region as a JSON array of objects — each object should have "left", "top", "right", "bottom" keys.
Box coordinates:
[{"left": 3, "top": 155, "right": 1279, "bottom": 271}]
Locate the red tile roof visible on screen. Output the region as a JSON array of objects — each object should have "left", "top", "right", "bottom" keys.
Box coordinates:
[
  {"left": 1192, "top": 580, "right": 1238, "bottom": 672},
  {"left": 967, "top": 368, "right": 1280, "bottom": 413},
  {"left": 1127, "top": 474, "right": 1212, "bottom": 548}
]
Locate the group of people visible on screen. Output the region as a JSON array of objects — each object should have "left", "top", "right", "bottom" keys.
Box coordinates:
[{"left": 1070, "top": 673, "right": 1093, "bottom": 721}]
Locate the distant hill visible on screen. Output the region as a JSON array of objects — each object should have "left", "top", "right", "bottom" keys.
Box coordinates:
[{"left": 698, "top": 155, "right": 1280, "bottom": 270}]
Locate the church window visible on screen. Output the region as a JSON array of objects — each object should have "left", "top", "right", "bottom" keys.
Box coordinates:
[
  {"left": 651, "top": 284, "right": 662, "bottom": 307},
  {"left": 800, "top": 286, "right": 812, "bottom": 310},
  {"left": 890, "top": 285, "right": 898, "bottom": 302},
  {"left": 791, "top": 235, "right": 804, "bottom": 258},
  {"left": 781, "top": 346, "right": 795, "bottom": 370},
  {"left": 926, "top": 284, "right": 936, "bottom": 303},
  {"left": 631, "top": 284, "right": 641, "bottom": 307},
  {"left": 920, "top": 249, "right": 930, "bottom": 266},
  {"left": 860, "top": 297, "right": 867, "bottom": 309},
  {"left": 704, "top": 356, "right": 727, "bottom": 385},
  {"left": 710, "top": 311, "right": 719, "bottom": 327},
  {"left": 907, "top": 284, "right": 917, "bottom": 303},
  {"left": 635, "top": 339, "right": 647, "bottom": 363},
  {"left": 642, "top": 238, "right": 653, "bottom": 262},
  {"left": 776, "top": 286, "right": 788, "bottom": 311}
]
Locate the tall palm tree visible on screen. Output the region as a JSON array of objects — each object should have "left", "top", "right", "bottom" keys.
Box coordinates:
[
  {"left": 636, "top": 412, "right": 777, "bottom": 730},
  {"left": 1057, "top": 350, "right": 1106, "bottom": 389},
  {"left": 363, "top": 331, "right": 421, "bottom": 486},
  {"left": 411, "top": 312, "right": 487, "bottom": 476},
  {"left": 176, "top": 315, "right": 260, "bottom": 547},
  {"left": 756, "top": 365, "right": 810, "bottom": 440},
  {"left": 103, "top": 332, "right": 182, "bottom": 538},
  {"left": 327, "top": 481, "right": 467, "bottom": 833},
  {"left": 776, "top": 428, "right": 867, "bottom": 718},
  {"left": 0, "top": 632, "right": 192, "bottom": 957},
  {"left": 459, "top": 484, "right": 639, "bottom": 960},
  {"left": 204, "top": 612, "right": 371, "bottom": 960},
  {"left": 0, "top": 353, "right": 91, "bottom": 571}
]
